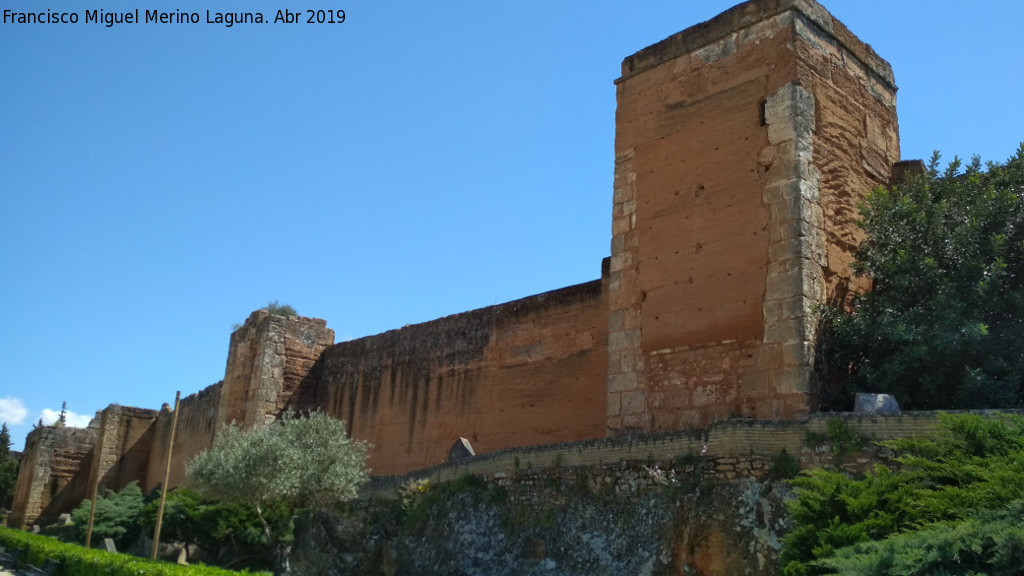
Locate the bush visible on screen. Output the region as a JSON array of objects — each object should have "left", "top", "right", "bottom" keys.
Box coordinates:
[
  {"left": 262, "top": 301, "right": 296, "bottom": 317},
  {"left": 139, "top": 487, "right": 273, "bottom": 569},
  {"left": 187, "top": 411, "right": 368, "bottom": 575},
  {"left": 70, "top": 481, "right": 145, "bottom": 551},
  {"left": 0, "top": 526, "right": 259, "bottom": 575},
  {"left": 782, "top": 412, "right": 1024, "bottom": 575}
]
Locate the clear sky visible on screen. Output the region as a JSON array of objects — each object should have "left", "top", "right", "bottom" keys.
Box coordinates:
[{"left": 2, "top": 0, "right": 1022, "bottom": 450}]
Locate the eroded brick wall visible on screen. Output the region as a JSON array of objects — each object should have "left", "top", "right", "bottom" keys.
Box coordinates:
[{"left": 293, "top": 280, "right": 608, "bottom": 476}]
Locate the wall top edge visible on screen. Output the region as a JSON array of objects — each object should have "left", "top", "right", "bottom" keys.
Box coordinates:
[
  {"left": 327, "top": 277, "right": 603, "bottom": 352},
  {"left": 369, "top": 409, "right": 1024, "bottom": 485},
  {"left": 617, "top": 0, "right": 895, "bottom": 90}
]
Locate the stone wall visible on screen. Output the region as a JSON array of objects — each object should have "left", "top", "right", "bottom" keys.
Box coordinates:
[
  {"left": 293, "top": 279, "right": 609, "bottom": 476},
  {"left": 606, "top": 0, "right": 899, "bottom": 433},
  {"left": 362, "top": 411, "right": 942, "bottom": 497},
  {"left": 218, "top": 310, "right": 335, "bottom": 430},
  {"left": 87, "top": 405, "right": 159, "bottom": 496},
  {"left": 8, "top": 425, "right": 97, "bottom": 529},
  {"left": 292, "top": 412, "right": 960, "bottom": 576}
]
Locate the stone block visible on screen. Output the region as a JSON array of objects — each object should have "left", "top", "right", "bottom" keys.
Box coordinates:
[
  {"left": 765, "top": 268, "right": 803, "bottom": 301},
  {"left": 768, "top": 236, "right": 816, "bottom": 263},
  {"left": 779, "top": 295, "right": 811, "bottom": 320},
  {"left": 610, "top": 234, "right": 625, "bottom": 254},
  {"left": 771, "top": 366, "right": 812, "bottom": 394},
  {"left": 608, "top": 373, "right": 637, "bottom": 393},
  {"left": 610, "top": 251, "right": 633, "bottom": 273},
  {"left": 608, "top": 309, "right": 624, "bottom": 332},
  {"left": 765, "top": 82, "right": 815, "bottom": 145},
  {"left": 608, "top": 330, "right": 640, "bottom": 352},
  {"left": 764, "top": 318, "right": 807, "bottom": 344},
  {"left": 607, "top": 393, "right": 621, "bottom": 417},
  {"left": 620, "top": 391, "right": 646, "bottom": 416},
  {"left": 853, "top": 393, "right": 900, "bottom": 415},
  {"left": 780, "top": 340, "right": 813, "bottom": 368}
]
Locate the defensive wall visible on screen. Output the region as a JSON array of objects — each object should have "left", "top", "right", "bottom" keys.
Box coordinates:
[{"left": 11, "top": 0, "right": 910, "bottom": 531}]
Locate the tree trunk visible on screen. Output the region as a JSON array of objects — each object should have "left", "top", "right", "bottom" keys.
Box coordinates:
[{"left": 255, "top": 503, "right": 293, "bottom": 576}]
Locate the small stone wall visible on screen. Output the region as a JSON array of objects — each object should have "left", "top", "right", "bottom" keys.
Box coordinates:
[{"left": 363, "top": 411, "right": 943, "bottom": 498}]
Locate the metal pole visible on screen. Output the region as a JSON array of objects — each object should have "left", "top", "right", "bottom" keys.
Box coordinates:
[{"left": 151, "top": 391, "right": 181, "bottom": 560}]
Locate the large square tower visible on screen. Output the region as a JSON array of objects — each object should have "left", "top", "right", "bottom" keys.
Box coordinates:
[{"left": 606, "top": 0, "right": 900, "bottom": 433}]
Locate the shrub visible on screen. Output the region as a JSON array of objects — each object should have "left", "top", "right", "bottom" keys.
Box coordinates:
[
  {"left": 0, "top": 526, "right": 258, "bottom": 575},
  {"left": 70, "top": 481, "right": 145, "bottom": 551},
  {"left": 262, "top": 301, "right": 297, "bottom": 317},
  {"left": 782, "top": 412, "right": 1024, "bottom": 575}
]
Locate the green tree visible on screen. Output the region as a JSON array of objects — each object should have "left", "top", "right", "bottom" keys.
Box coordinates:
[
  {"left": 782, "top": 413, "right": 1024, "bottom": 575},
  {"left": 823, "top": 146, "right": 1024, "bottom": 409},
  {"left": 0, "top": 423, "right": 20, "bottom": 512},
  {"left": 71, "top": 481, "right": 146, "bottom": 551},
  {"left": 55, "top": 401, "right": 67, "bottom": 428},
  {"left": 139, "top": 486, "right": 273, "bottom": 568},
  {"left": 186, "top": 411, "right": 369, "bottom": 575}
]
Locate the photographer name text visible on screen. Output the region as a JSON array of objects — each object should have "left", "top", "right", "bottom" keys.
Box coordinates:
[{"left": 3, "top": 8, "right": 345, "bottom": 27}]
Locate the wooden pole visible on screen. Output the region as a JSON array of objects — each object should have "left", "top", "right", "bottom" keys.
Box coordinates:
[
  {"left": 84, "top": 410, "right": 105, "bottom": 549},
  {"left": 151, "top": 391, "right": 181, "bottom": 560}
]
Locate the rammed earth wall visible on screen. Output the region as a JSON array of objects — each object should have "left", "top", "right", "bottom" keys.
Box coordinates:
[{"left": 292, "top": 279, "right": 609, "bottom": 475}]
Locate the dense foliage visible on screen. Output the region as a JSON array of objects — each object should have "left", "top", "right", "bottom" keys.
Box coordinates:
[
  {"left": 139, "top": 487, "right": 274, "bottom": 567},
  {"left": 0, "top": 526, "right": 258, "bottom": 576},
  {"left": 782, "top": 413, "right": 1024, "bottom": 575},
  {"left": 186, "top": 411, "right": 369, "bottom": 575},
  {"left": 0, "top": 423, "right": 19, "bottom": 512},
  {"left": 70, "top": 481, "right": 146, "bottom": 551},
  {"left": 824, "top": 146, "right": 1024, "bottom": 409}
]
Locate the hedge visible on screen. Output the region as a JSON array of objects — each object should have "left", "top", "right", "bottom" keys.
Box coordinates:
[{"left": 0, "top": 527, "right": 265, "bottom": 576}]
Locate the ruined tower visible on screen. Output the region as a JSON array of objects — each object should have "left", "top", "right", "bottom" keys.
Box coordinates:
[{"left": 605, "top": 0, "right": 900, "bottom": 433}]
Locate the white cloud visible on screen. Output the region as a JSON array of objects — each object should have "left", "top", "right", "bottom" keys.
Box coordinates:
[
  {"left": 0, "top": 397, "right": 28, "bottom": 425},
  {"left": 40, "top": 408, "right": 93, "bottom": 428}
]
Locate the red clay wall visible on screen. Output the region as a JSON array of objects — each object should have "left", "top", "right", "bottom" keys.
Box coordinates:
[{"left": 293, "top": 280, "right": 608, "bottom": 476}]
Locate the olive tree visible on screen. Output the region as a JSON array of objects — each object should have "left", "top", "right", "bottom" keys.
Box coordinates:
[{"left": 186, "top": 411, "right": 369, "bottom": 575}]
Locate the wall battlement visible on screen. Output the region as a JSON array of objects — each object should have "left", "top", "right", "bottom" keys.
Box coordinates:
[{"left": 11, "top": 0, "right": 904, "bottom": 530}]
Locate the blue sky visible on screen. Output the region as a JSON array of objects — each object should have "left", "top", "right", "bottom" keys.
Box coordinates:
[{"left": 2, "top": 0, "right": 1022, "bottom": 450}]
